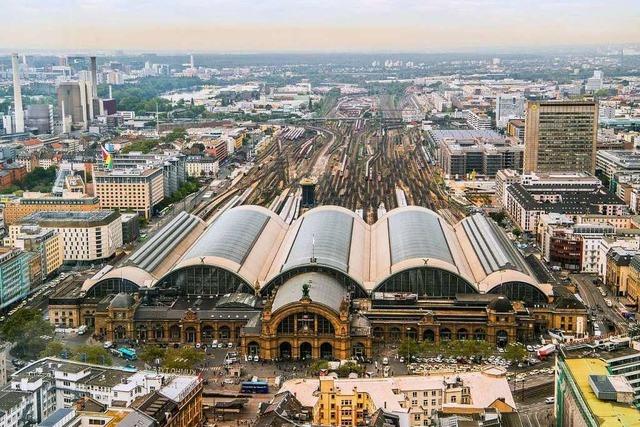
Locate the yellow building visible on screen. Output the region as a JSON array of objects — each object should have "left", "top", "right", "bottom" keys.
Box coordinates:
[
  {"left": 10, "top": 225, "right": 63, "bottom": 278},
  {"left": 93, "top": 167, "right": 164, "bottom": 219},
  {"left": 626, "top": 255, "right": 640, "bottom": 311},
  {"left": 3, "top": 193, "right": 100, "bottom": 225},
  {"left": 283, "top": 368, "right": 517, "bottom": 427},
  {"left": 605, "top": 247, "right": 637, "bottom": 296}
]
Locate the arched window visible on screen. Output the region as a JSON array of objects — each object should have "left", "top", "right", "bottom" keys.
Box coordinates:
[
  {"left": 488, "top": 282, "right": 548, "bottom": 306},
  {"left": 374, "top": 267, "right": 477, "bottom": 299},
  {"left": 457, "top": 328, "right": 468, "bottom": 340},
  {"left": 155, "top": 265, "right": 253, "bottom": 296},
  {"left": 474, "top": 329, "right": 485, "bottom": 340},
  {"left": 169, "top": 325, "right": 181, "bottom": 340},
  {"left": 317, "top": 316, "right": 335, "bottom": 335},
  {"left": 423, "top": 329, "right": 435, "bottom": 342},
  {"left": 86, "top": 278, "right": 139, "bottom": 299},
  {"left": 440, "top": 328, "right": 452, "bottom": 341},
  {"left": 202, "top": 325, "right": 214, "bottom": 340},
  {"left": 277, "top": 315, "right": 296, "bottom": 334},
  {"left": 153, "top": 324, "right": 164, "bottom": 340}
]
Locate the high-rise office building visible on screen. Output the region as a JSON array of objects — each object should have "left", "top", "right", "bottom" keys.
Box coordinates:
[
  {"left": 11, "top": 53, "right": 24, "bottom": 133},
  {"left": 57, "top": 80, "right": 93, "bottom": 130},
  {"left": 523, "top": 100, "right": 598, "bottom": 174}
]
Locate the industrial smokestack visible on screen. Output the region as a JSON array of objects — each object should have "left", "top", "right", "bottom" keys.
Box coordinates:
[
  {"left": 11, "top": 53, "right": 24, "bottom": 133},
  {"left": 108, "top": 84, "right": 113, "bottom": 99},
  {"left": 90, "top": 56, "right": 98, "bottom": 99}
]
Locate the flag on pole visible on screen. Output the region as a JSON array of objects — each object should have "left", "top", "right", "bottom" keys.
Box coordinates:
[{"left": 101, "top": 145, "right": 113, "bottom": 170}]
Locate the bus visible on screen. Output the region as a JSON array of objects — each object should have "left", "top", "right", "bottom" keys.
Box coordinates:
[
  {"left": 240, "top": 380, "right": 269, "bottom": 394},
  {"left": 118, "top": 347, "right": 137, "bottom": 361}
]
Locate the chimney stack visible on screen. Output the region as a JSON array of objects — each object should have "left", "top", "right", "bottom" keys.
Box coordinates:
[{"left": 11, "top": 53, "right": 24, "bottom": 133}]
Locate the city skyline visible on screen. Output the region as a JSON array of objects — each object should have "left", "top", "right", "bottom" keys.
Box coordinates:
[{"left": 3, "top": 0, "right": 639, "bottom": 53}]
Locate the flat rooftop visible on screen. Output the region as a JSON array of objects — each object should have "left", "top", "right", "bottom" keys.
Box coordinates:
[
  {"left": 20, "top": 210, "right": 119, "bottom": 226},
  {"left": 564, "top": 358, "right": 639, "bottom": 426}
]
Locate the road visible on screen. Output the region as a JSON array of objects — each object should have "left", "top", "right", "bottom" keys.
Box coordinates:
[
  {"left": 518, "top": 400, "right": 554, "bottom": 427},
  {"left": 572, "top": 273, "right": 629, "bottom": 334}
]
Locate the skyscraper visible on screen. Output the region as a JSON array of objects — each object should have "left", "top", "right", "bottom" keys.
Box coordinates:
[
  {"left": 524, "top": 100, "right": 598, "bottom": 174},
  {"left": 57, "top": 81, "right": 93, "bottom": 131},
  {"left": 495, "top": 94, "right": 525, "bottom": 128},
  {"left": 11, "top": 53, "right": 25, "bottom": 133}
]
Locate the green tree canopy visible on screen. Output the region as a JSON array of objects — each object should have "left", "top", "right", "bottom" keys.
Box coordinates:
[
  {"left": 74, "top": 345, "right": 112, "bottom": 366},
  {"left": 504, "top": 343, "right": 527, "bottom": 362},
  {"left": 163, "top": 347, "right": 205, "bottom": 370},
  {"left": 1, "top": 308, "right": 55, "bottom": 359},
  {"left": 139, "top": 345, "right": 166, "bottom": 365}
]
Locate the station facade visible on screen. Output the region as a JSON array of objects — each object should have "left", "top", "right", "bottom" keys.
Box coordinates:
[{"left": 49, "top": 205, "right": 586, "bottom": 360}]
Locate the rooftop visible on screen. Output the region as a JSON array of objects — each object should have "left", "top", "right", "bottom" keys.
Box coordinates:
[
  {"left": 564, "top": 358, "right": 639, "bottom": 426},
  {"left": 20, "top": 210, "right": 119, "bottom": 226}
]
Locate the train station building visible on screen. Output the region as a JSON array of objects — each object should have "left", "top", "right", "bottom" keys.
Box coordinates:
[{"left": 49, "top": 205, "right": 586, "bottom": 360}]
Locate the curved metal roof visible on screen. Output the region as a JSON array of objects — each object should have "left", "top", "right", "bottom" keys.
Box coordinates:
[
  {"left": 82, "top": 266, "right": 156, "bottom": 292},
  {"left": 148, "top": 204, "right": 547, "bottom": 301},
  {"left": 271, "top": 272, "right": 347, "bottom": 314},
  {"left": 176, "top": 205, "right": 288, "bottom": 286},
  {"left": 183, "top": 207, "right": 272, "bottom": 264},
  {"left": 283, "top": 208, "right": 354, "bottom": 272},
  {"left": 387, "top": 209, "right": 454, "bottom": 266}
]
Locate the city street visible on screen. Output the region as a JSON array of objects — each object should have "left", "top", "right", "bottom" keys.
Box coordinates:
[{"left": 572, "top": 273, "right": 629, "bottom": 334}]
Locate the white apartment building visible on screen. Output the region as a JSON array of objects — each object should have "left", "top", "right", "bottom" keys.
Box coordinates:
[
  {"left": 4, "top": 358, "right": 202, "bottom": 426},
  {"left": 185, "top": 156, "right": 219, "bottom": 178},
  {"left": 9, "top": 211, "right": 122, "bottom": 262},
  {"left": 465, "top": 110, "right": 492, "bottom": 130}
]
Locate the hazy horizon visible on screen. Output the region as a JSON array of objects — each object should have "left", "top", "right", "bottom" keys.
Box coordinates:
[{"left": 3, "top": 0, "right": 639, "bottom": 53}]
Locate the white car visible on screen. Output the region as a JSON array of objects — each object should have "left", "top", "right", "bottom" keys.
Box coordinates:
[
  {"left": 545, "top": 397, "right": 555, "bottom": 404},
  {"left": 103, "top": 341, "right": 113, "bottom": 349},
  {"left": 382, "top": 357, "right": 389, "bottom": 365},
  {"left": 604, "top": 299, "right": 613, "bottom": 307},
  {"left": 526, "top": 345, "right": 534, "bottom": 352}
]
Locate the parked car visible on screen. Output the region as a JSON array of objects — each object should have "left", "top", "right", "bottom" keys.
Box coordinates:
[
  {"left": 103, "top": 341, "right": 113, "bottom": 349},
  {"left": 545, "top": 397, "right": 555, "bottom": 404}
]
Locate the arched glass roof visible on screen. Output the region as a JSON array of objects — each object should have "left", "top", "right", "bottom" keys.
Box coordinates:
[
  {"left": 282, "top": 209, "right": 354, "bottom": 273},
  {"left": 182, "top": 208, "right": 271, "bottom": 265},
  {"left": 387, "top": 209, "right": 453, "bottom": 266}
]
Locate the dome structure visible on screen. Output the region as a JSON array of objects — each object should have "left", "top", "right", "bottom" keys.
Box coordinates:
[
  {"left": 488, "top": 296, "right": 514, "bottom": 313},
  {"left": 110, "top": 292, "right": 135, "bottom": 309}
]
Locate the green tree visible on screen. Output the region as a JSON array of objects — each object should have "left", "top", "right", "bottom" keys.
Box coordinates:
[
  {"left": 1, "top": 308, "right": 54, "bottom": 359},
  {"left": 504, "top": 343, "right": 527, "bottom": 362},
  {"left": 336, "top": 362, "right": 364, "bottom": 378},
  {"left": 74, "top": 345, "right": 112, "bottom": 366},
  {"left": 139, "top": 345, "right": 166, "bottom": 365},
  {"left": 309, "top": 359, "right": 330, "bottom": 375},
  {"left": 512, "top": 228, "right": 522, "bottom": 237},
  {"left": 398, "top": 338, "right": 421, "bottom": 360},
  {"left": 40, "top": 341, "right": 68, "bottom": 358},
  {"left": 163, "top": 347, "right": 204, "bottom": 370}
]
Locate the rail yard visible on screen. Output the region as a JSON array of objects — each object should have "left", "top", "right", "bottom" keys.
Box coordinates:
[{"left": 191, "top": 95, "right": 466, "bottom": 225}]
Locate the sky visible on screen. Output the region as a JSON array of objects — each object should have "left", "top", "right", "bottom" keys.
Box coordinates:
[{"left": 2, "top": 0, "right": 639, "bottom": 53}]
